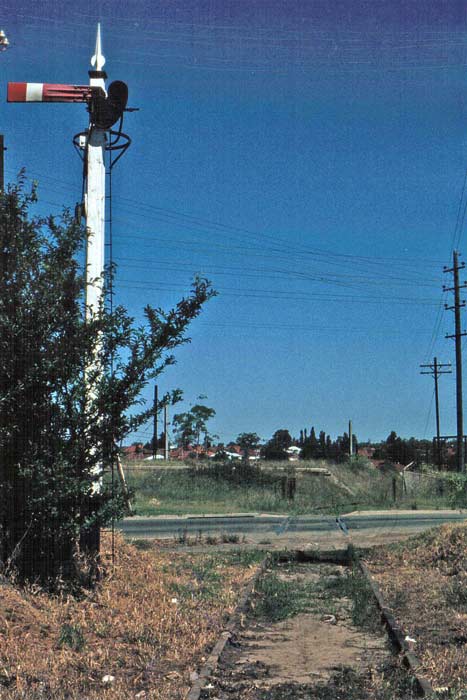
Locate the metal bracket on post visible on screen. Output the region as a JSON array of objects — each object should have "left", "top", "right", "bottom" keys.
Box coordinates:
[{"left": 73, "top": 127, "right": 131, "bottom": 168}]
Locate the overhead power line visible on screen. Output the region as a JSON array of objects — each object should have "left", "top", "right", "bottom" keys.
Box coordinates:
[{"left": 11, "top": 165, "right": 443, "bottom": 272}]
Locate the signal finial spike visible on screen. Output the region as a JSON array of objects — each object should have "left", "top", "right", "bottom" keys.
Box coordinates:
[{"left": 90, "top": 22, "right": 105, "bottom": 71}]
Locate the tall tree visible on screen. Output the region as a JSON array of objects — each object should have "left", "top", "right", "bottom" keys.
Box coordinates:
[
  {"left": 236, "top": 432, "right": 261, "bottom": 461},
  {"left": 261, "top": 429, "right": 292, "bottom": 461},
  {"left": 272, "top": 429, "right": 292, "bottom": 450},
  {"left": 0, "top": 179, "right": 214, "bottom": 585},
  {"left": 319, "top": 430, "right": 327, "bottom": 457},
  {"left": 309, "top": 426, "right": 319, "bottom": 453},
  {"left": 172, "top": 402, "right": 216, "bottom": 450}
]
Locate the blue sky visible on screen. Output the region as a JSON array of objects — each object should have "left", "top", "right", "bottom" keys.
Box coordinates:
[{"left": 2, "top": 0, "right": 467, "bottom": 445}]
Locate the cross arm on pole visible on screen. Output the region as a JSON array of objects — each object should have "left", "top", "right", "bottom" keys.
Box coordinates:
[
  {"left": 446, "top": 332, "right": 467, "bottom": 339},
  {"left": 444, "top": 262, "right": 466, "bottom": 274},
  {"left": 445, "top": 301, "right": 466, "bottom": 311},
  {"left": 443, "top": 286, "right": 467, "bottom": 294}
]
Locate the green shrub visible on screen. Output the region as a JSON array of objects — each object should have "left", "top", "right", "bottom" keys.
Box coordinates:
[
  {"left": 57, "top": 623, "right": 86, "bottom": 652},
  {"left": 447, "top": 474, "right": 467, "bottom": 509}
]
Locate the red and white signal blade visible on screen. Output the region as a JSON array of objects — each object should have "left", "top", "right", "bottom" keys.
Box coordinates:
[{"left": 7, "top": 83, "right": 94, "bottom": 103}]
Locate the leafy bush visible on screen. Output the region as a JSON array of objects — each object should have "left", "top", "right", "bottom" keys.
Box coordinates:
[
  {"left": 0, "top": 180, "right": 214, "bottom": 586},
  {"left": 188, "top": 460, "right": 280, "bottom": 488},
  {"left": 446, "top": 474, "right": 467, "bottom": 509},
  {"left": 347, "top": 455, "right": 372, "bottom": 471}
]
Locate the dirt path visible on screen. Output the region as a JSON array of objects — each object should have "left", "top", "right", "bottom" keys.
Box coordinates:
[{"left": 200, "top": 562, "right": 400, "bottom": 699}]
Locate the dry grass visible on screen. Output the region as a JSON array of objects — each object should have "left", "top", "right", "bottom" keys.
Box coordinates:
[
  {"left": 0, "top": 533, "right": 260, "bottom": 699},
  {"left": 367, "top": 523, "right": 467, "bottom": 694}
]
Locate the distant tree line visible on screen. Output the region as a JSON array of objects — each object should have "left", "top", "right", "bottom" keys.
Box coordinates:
[
  {"left": 372, "top": 431, "right": 433, "bottom": 466},
  {"left": 259, "top": 426, "right": 358, "bottom": 462},
  {"left": 298, "top": 426, "right": 358, "bottom": 462}
]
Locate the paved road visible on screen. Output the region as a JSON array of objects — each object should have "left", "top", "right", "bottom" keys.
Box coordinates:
[{"left": 118, "top": 510, "right": 467, "bottom": 540}]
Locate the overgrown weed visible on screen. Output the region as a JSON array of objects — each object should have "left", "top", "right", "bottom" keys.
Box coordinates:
[
  {"left": 321, "top": 567, "right": 381, "bottom": 632},
  {"left": 249, "top": 571, "right": 316, "bottom": 622}
]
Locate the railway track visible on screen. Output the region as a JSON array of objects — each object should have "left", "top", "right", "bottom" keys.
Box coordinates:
[{"left": 189, "top": 550, "right": 428, "bottom": 700}]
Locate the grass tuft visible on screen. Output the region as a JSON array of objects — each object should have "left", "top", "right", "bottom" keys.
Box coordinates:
[
  {"left": 57, "top": 623, "right": 86, "bottom": 652},
  {"left": 322, "top": 568, "right": 381, "bottom": 632},
  {"left": 249, "top": 571, "right": 316, "bottom": 622}
]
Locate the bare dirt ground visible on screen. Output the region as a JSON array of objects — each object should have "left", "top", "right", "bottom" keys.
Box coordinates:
[
  {"left": 200, "top": 562, "right": 409, "bottom": 700},
  {"left": 159, "top": 527, "right": 423, "bottom": 556}
]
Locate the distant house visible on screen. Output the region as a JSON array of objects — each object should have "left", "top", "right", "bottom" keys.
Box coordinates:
[
  {"left": 121, "top": 443, "right": 147, "bottom": 461},
  {"left": 286, "top": 445, "right": 301, "bottom": 461},
  {"left": 167, "top": 443, "right": 262, "bottom": 462},
  {"left": 359, "top": 446, "right": 375, "bottom": 460},
  {"left": 167, "top": 444, "right": 213, "bottom": 460},
  {"left": 169, "top": 446, "right": 192, "bottom": 461},
  {"left": 225, "top": 443, "right": 242, "bottom": 455}
]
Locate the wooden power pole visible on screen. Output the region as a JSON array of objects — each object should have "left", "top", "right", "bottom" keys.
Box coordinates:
[
  {"left": 0, "top": 134, "right": 5, "bottom": 192},
  {"left": 153, "top": 384, "right": 158, "bottom": 460},
  {"left": 420, "top": 357, "right": 452, "bottom": 467},
  {"left": 164, "top": 404, "right": 169, "bottom": 460},
  {"left": 444, "top": 251, "right": 467, "bottom": 471}
]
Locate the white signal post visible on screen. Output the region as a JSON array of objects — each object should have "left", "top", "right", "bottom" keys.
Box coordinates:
[
  {"left": 7, "top": 23, "right": 133, "bottom": 552},
  {"left": 7, "top": 25, "right": 110, "bottom": 327},
  {"left": 85, "top": 23, "right": 106, "bottom": 322},
  {"left": 83, "top": 24, "right": 108, "bottom": 499}
]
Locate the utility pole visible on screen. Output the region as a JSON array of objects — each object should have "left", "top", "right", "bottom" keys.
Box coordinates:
[
  {"left": 0, "top": 31, "right": 9, "bottom": 192},
  {"left": 349, "top": 420, "right": 353, "bottom": 458},
  {"left": 443, "top": 250, "right": 467, "bottom": 471},
  {"left": 152, "top": 384, "right": 158, "bottom": 460},
  {"left": 164, "top": 404, "right": 169, "bottom": 460},
  {"left": 0, "top": 135, "right": 5, "bottom": 192},
  {"left": 420, "top": 357, "right": 452, "bottom": 467}
]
